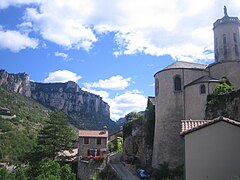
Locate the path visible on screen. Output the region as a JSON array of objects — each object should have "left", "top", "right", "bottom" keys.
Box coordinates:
[{"left": 109, "top": 153, "right": 139, "bottom": 180}]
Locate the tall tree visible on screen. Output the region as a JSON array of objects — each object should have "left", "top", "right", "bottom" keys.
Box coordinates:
[{"left": 37, "top": 110, "right": 77, "bottom": 160}]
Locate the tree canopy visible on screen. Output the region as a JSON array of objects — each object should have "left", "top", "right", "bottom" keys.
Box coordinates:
[{"left": 34, "top": 110, "right": 77, "bottom": 161}]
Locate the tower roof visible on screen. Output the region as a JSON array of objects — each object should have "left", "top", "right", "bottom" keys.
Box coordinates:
[{"left": 213, "top": 6, "right": 240, "bottom": 29}]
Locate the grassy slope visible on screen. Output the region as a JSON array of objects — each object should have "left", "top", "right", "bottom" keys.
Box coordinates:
[{"left": 0, "top": 87, "right": 50, "bottom": 163}]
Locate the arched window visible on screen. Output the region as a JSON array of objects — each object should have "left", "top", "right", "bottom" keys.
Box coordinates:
[
  {"left": 200, "top": 84, "right": 206, "bottom": 94},
  {"left": 174, "top": 76, "right": 181, "bottom": 91}
]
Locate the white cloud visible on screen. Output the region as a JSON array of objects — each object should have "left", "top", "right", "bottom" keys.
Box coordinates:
[
  {"left": 82, "top": 88, "right": 110, "bottom": 100},
  {"left": 54, "top": 51, "right": 71, "bottom": 61},
  {"left": 0, "top": 30, "right": 38, "bottom": 52},
  {"left": 83, "top": 86, "right": 147, "bottom": 120},
  {"left": 6, "top": 0, "right": 238, "bottom": 61},
  {"left": 84, "top": 75, "right": 131, "bottom": 90},
  {"left": 108, "top": 90, "right": 147, "bottom": 120},
  {"left": 24, "top": 2, "right": 97, "bottom": 51},
  {"left": 0, "top": 0, "right": 41, "bottom": 9},
  {"left": 44, "top": 70, "right": 82, "bottom": 83}
]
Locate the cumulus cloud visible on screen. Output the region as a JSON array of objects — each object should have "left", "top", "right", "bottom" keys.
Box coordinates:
[
  {"left": 108, "top": 90, "right": 147, "bottom": 120},
  {"left": 0, "top": 0, "right": 41, "bottom": 9},
  {"left": 24, "top": 3, "right": 97, "bottom": 51},
  {"left": 84, "top": 75, "right": 131, "bottom": 90},
  {"left": 5, "top": 0, "right": 239, "bottom": 61},
  {"left": 0, "top": 30, "right": 38, "bottom": 52},
  {"left": 44, "top": 70, "right": 82, "bottom": 83}
]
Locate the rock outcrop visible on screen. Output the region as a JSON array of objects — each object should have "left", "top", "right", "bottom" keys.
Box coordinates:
[
  {"left": 30, "top": 81, "right": 119, "bottom": 132},
  {"left": 122, "top": 108, "right": 155, "bottom": 168},
  {"left": 0, "top": 70, "right": 31, "bottom": 97},
  {"left": 0, "top": 70, "right": 119, "bottom": 133}
]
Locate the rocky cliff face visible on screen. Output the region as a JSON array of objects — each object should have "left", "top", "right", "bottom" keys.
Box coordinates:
[
  {"left": 0, "top": 70, "right": 119, "bottom": 133},
  {"left": 30, "top": 81, "right": 119, "bottom": 132},
  {"left": 30, "top": 81, "right": 109, "bottom": 116},
  {"left": 122, "top": 109, "right": 155, "bottom": 168},
  {"left": 0, "top": 70, "right": 31, "bottom": 97}
]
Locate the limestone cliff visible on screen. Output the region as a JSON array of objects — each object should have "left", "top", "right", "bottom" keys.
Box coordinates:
[
  {"left": 0, "top": 70, "right": 119, "bottom": 133},
  {"left": 30, "top": 81, "right": 119, "bottom": 132},
  {"left": 0, "top": 70, "right": 31, "bottom": 97}
]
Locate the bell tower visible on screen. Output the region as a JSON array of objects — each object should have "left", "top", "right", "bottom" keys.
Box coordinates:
[{"left": 213, "top": 6, "right": 240, "bottom": 62}]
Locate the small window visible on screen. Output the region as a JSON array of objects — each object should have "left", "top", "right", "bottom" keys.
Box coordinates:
[
  {"left": 223, "top": 34, "right": 227, "bottom": 44},
  {"left": 215, "top": 48, "right": 219, "bottom": 61},
  {"left": 235, "top": 45, "right": 239, "bottom": 56},
  {"left": 224, "top": 46, "right": 227, "bottom": 56},
  {"left": 96, "top": 138, "right": 101, "bottom": 145},
  {"left": 234, "top": 33, "right": 237, "bottom": 43},
  {"left": 84, "top": 138, "right": 89, "bottom": 144},
  {"left": 215, "top": 37, "right": 218, "bottom": 47},
  {"left": 88, "top": 149, "right": 97, "bottom": 156},
  {"left": 200, "top": 85, "right": 206, "bottom": 94},
  {"left": 155, "top": 78, "right": 159, "bottom": 96},
  {"left": 174, "top": 76, "right": 182, "bottom": 91}
]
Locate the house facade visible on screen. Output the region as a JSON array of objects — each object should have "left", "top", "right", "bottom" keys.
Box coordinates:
[
  {"left": 181, "top": 117, "right": 240, "bottom": 180},
  {"left": 152, "top": 6, "right": 240, "bottom": 168},
  {"left": 78, "top": 129, "right": 108, "bottom": 158}
]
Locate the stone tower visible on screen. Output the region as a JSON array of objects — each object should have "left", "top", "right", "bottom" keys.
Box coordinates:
[
  {"left": 213, "top": 6, "right": 240, "bottom": 62},
  {"left": 152, "top": 6, "right": 240, "bottom": 170}
]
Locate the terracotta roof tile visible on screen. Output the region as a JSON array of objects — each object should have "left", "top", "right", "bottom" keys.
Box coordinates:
[
  {"left": 79, "top": 130, "right": 108, "bottom": 138},
  {"left": 181, "top": 116, "right": 240, "bottom": 136},
  {"left": 181, "top": 120, "right": 210, "bottom": 133}
]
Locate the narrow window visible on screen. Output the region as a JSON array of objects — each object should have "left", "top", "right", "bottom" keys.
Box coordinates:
[
  {"left": 235, "top": 45, "right": 239, "bottom": 56},
  {"left": 234, "top": 33, "right": 237, "bottom": 43},
  {"left": 155, "top": 78, "right": 159, "bottom": 96},
  {"left": 223, "top": 34, "right": 227, "bottom": 44},
  {"left": 200, "top": 85, "right": 206, "bottom": 94},
  {"left": 96, "top": 138, "right": 101, "bottom": 145},
  {"left": 174, "top": 76, "right": 181, "bottom": 91},
  {"left": 215, "top": 48, "right": 219, "bottom": 61},
  {"left": 215, "top": 37, "right": 218, "bottom": 47},
  {"left": 224, "top": 46, "right": 227, "bottom": 56},
  {"left": 84, "top": 137, "right": 89, "bottom": 144}
]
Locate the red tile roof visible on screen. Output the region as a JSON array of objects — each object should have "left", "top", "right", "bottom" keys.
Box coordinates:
[
  {"left": 181, "top": 120, "right": 210, "bottom": 133},
  {"left": 79, "top": 130, "right": 108, "bottom": 138},
  {"left": 181, "top": 116, "right": 240, "bottom": 136}
]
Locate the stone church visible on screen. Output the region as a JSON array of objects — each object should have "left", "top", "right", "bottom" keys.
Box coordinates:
[{"left": 152, "top": 7, "right": 240, "bottom": 168}]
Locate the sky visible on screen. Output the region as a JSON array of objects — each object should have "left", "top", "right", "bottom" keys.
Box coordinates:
[{"left": 0, "top": 0, "right": 240, "bottom": 121}]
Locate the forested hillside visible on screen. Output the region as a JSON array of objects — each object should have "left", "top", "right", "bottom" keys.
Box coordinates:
[{"left": 0, "top": 86, "right": 50, "bottom": 163}]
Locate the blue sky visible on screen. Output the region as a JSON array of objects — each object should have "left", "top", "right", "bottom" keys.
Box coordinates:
[{"left": 0, "top": 0, "right": 240, "bottom": 120}]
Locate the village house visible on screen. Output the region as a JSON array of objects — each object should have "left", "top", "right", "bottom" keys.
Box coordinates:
[
  {"left": 78, "top": 128, "right": 108, "bottom": 158},
  {"left": 181, "top": 117, "right": 240, "bottom": 180}
]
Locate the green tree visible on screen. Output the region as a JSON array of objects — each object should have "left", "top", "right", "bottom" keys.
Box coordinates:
[
  {"left": 213, "top": 77, "right": 234, "bottom": 95},
  {"left": 36, "top": 110, "right": 77, "bottom": 161},
  {"left": 0, "top": 168, "right": 14, "bottom": 180},
  {"left": 125, "top": 112, "right": 143, "bottom": 122},
  {"left": 35, "top": 159, "right": 75, "bottom": 180}
]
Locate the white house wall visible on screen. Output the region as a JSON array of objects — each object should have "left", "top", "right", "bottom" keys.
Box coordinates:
[{"left": 185, "top": 121, "right": 240, "bottom": 180}]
